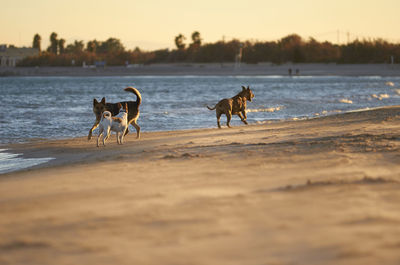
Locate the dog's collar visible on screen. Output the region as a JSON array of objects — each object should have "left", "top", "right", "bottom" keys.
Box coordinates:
[{"left": 119, "top": 110, "right": 127, "bottom": 113}]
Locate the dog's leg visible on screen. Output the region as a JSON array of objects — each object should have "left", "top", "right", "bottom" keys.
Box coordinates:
[
  {"left": 226, "top": 111, "right": 232, "bottom": 128},
  {"left": 216, "top": 111, "right": 222, "bottom": 129},
  {"left": 238, "top": 112, "right": 248, "bottom": 125},
  {"left": 130, "top": 120, "right": 141, "bottom": 139},
  {"left": 97, "top": 126, "right": 104, "bottom": 147},
  {"left": 88, "top": 120, "right": 100, "bottom": 140},
  {"left": 117, "top": 132, "right": 123, "bottom": 144},
  {"left": 242, "top": 110, "right": 248, "bottom": 123},
  {"left": 97, "top": 132, "right": 101, "bottom": 147},
  {"left": 103, "top": 128, "right": 110, "bottom": 146},
  {"left": 121, "top": 128, "right": 128, "bottom": 144},
  {"left": 115, "top": 132, "right": 119, "bottom": 144}
]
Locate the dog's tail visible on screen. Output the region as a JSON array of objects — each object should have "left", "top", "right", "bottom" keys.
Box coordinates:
[
  {"left": 124, "top": 87, "right": 142, "bottom": 106},
  {"left": 102, "top": 111, "right": 112, "bottom": 120},
  {"left": 206, "top": 105, "right": 216, "bottom": 110}
]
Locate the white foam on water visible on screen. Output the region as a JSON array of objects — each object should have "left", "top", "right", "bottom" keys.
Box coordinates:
[
  {"left": 0, "top": 149, "right": 54, "bottom": 174},
  {"left": 372, "top": 94, "right": 390, "bottom": 100},
  {"left": 315, "top": 110, "right": 342, "bottom": 116},
  {"left": 339, "top": 98, "right": 353, "bottom": 104},
  {"left": 247, "top": 106, "right": 284, "bottom": 113}
]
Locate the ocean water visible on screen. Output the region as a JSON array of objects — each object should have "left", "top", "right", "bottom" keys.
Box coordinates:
[
  {"left": 0, "top": 75, "right": 399, "bottom": 173},
  {"left": 0, "top": 149, "right": 54, "bottom": 174},
  {"left": 0, "top": 75, "right": 399, "bottom": 144}
]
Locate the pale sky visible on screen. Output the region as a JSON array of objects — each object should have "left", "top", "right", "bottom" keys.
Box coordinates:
[{"left": 1, "top": 0, "right": 400, "bottom": 50}]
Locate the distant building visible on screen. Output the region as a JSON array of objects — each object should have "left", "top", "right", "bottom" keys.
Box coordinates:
[{"left": 0, "top": 45, "right": 39, "bottom": 67}]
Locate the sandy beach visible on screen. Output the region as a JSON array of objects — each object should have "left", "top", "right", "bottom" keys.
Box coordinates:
[
  {"left": 1, "top": 63, "right": 400, "bottom": 77},
  {"left": 1, "top": 106, "right": 400, "bottom": 264}
]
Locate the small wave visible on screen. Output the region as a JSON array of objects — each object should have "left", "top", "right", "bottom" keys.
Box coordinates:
[
  {"left": 363, "top": 76, "right": 382, "bottom": 80},
  {"left": 385, "top": 81, "right": 395, "bottom": 87},
  {"left": 0, "top": 150, "right": 54, "bottom": 174},
  {"left": 315, "top": 110, "right": 342, "bottom": 116},
  {"left": 372, "top": 94, "right": 390, "bottom": 100},
  {"left": 291, "top": 117, "right": 308, "bottom": 121},
  {"left": 395, "top": 89, "right": 400, "bottom": 95},
  {"left": 247, "top": 106, "right": 283, "bottom": 113},
  {"left": 255, "top": 120, "right": 274, "bottom": 124},
  {"left": 339, "top": 98, "right": 353, "bottom": 104}
]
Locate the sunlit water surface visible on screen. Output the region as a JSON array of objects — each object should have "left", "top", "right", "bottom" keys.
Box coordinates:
[{"left": 1, "top": 75, "right": 399, "bottom": 173}]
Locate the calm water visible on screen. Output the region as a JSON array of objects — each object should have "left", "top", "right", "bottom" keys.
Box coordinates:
[
  {"left": 1, "top": 75, "right": 399, "bottom": 145},
  {"left": 1, "top": 75, "right": 399, "bottom": 173}
]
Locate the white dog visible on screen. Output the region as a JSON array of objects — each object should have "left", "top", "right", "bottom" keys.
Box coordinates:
[{"left": 97, "top": 103, "right": 129, "bottom": 147}]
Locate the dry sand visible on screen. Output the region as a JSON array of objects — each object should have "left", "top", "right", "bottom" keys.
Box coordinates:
[{"left": 1, "top": 106, "right": 400, "bottom": 265}]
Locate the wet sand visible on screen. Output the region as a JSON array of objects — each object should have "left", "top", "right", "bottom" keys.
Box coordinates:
[
  {"left": 1, "top": 106, "right": 400, "bottom": 265},
  {"left": 1, "top": 63, "right": 400, "bottom": 76}
]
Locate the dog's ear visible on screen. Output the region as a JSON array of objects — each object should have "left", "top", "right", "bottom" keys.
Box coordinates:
[
  {"left": 117, "top": 102, "right": 122, "bottom": 109},
  {"left": 93, "top": 98, "right": 98, "bottom": 106},
  {"left": 247, "top": 86, "right": 250, "bottom": 90},
  {"left": 124, "top": 103, "right": 128, "bottom": 110},
  {"left": 242, "top": 86, "right": 246, "bottom": 91},
  {"left": 101, "top": 97, "right": 106, "bottom": 104}
]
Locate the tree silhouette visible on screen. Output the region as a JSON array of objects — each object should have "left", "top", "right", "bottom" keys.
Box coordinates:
[
  {"left": 58, "top": 39, "right": 66, "bottom": 54},
  {"left": 32, "top": 34, "right": 41, "bottom": 52},
  {"left": 97, "top": 38, "right": 124, "bottom": 54},
  {"left": 65, "top": 40, "right": 84, "bottom": 54},
  {"left": 186, "top": 31, "right": 202, "bottom": 61},
  {"left": 191, "top": 31, "right": 201, "bottom": 47},
  {"left": 18, "top": 32, "right": 400, "bottom": 66},
  {"left": 279, "top": 34, "right": 304, "bottom": 62},
  {"left": 86, "top": 40, "right": 99, "bottom": 53},
  {"left": 49, "top": 32, "right": 58, "bottom": 54},
  {"left": 174, "top": 34, "right": 186, "bottom": 50}
]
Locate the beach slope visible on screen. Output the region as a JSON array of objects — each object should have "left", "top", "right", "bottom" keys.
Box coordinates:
[{"left": 1, "top": 106, "right": 400, "bottom": 265}]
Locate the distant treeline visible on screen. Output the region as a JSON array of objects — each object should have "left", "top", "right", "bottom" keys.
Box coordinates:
[{"left": 18, "top": 32, "right": 400, "bottom": 66}]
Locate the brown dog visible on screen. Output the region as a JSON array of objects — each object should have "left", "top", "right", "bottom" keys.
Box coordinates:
[
  {"left": 207, "top": 86, "right": 254, "bottom": 128},
  {"left": 88, "top": 87, "right": 141, "bottom": 140}
]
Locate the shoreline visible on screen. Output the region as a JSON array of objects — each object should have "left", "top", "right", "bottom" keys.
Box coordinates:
[
  {"left": 1, "top": 62, "right": 400, "bottom": 77},
  {"left": 1, "top": 106, "right": 400, "bottom": 264},
  {"left": 0, "top": 105, "right": 389, "bottom": 173},
  {"left": 0, "top": 104, "right": 398, "bottom": 174}
]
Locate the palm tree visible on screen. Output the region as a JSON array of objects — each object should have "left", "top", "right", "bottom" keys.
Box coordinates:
[
  {"left": 191, "top": 31, "right": 201, "bottom": 47},
  {"left": 58, "top": 39, "right": 66, "bottom": 54},
  {"left": 49, "top": 32, "right": 58, "bottom": 54},
  {"left": 174, "top": 34, "right": 186, "bottom": 50},
  {"left": 32, "top": 34, "right": 41, "bottom": 52}
]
